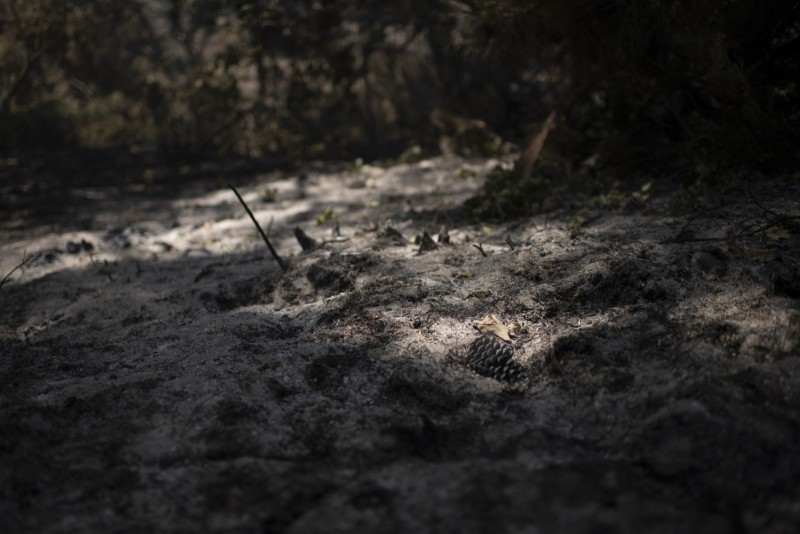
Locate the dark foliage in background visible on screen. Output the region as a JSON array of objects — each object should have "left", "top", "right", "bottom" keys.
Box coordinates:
[
  {"left": 1, "top": 0, "right": 798, "bottom": 194},
  {"left": 455, "top": 0, "right": 800, "bottom": 172},
  {"left": 0, "top": 0, "right": 512, "bottom": 161}
]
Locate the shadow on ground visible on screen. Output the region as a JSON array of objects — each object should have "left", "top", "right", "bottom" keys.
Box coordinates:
[{"left": 1, "top": 162, "right": 800, "bottom": 533}]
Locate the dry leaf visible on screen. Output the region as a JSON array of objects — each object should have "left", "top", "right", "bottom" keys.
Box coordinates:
[{"left": 474, "top": 314, "right": 514, "bottom": 342}]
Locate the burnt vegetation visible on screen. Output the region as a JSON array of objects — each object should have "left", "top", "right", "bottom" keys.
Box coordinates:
[{"left": 1, "top": 0, "right": 798, "bottom": 214}]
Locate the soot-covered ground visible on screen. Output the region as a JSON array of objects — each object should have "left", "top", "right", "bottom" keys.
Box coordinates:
[{"left": 1, "top": 156, "right": 799, "bottom": 533}]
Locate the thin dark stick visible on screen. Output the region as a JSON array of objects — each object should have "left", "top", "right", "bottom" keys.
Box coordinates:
[
  {"left": 473, "top": 243, "right": 488, "bottom": 257},
  {"left": 229, "top": 185, "right": 286, "bottom": 271},
  {"left": 0, "top": 249, "right": 40, "bottom": 290}
]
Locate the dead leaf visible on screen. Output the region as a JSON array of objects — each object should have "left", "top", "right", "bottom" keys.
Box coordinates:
[{"left": 474, "top": 314, "right": 516, "bottom": 342}]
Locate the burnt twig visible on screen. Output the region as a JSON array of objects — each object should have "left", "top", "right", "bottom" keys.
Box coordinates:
[
  {"left": 293, "top": 226, "right": 319, "bottom": 251},
  {"left": 418, "top": 231, "right": 438, "bottom": 253},
  {"left": 0, "top": 249, "right": 40, "bottom": 290},
  {"left": 230, "top": 185, "right": 286, "bottom": 271}
]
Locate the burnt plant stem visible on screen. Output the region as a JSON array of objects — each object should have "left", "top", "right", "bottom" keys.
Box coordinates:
[
  {"left": 230, "top": 185, "right": 286, "bottom": 271},
  {"left": 0, "top": 250, "right": 40, "bottom": 290}
]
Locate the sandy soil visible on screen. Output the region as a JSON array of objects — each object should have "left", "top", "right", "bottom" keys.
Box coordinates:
[{"left": 2, "top": 156, "right": 799, "bottom": 533}]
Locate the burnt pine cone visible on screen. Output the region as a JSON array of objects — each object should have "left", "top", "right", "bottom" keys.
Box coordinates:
[{"left": 466, "top": 335, "right": 526, "bottom": 382}]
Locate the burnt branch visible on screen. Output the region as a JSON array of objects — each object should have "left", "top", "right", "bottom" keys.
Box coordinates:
[{"left": 230, "top": 185, "right": 286, "bottom": 271}]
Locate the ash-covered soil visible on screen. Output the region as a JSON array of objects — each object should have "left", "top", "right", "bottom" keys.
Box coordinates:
[{"left": 1, "top": 157, "right": 799, "bottom": 533}]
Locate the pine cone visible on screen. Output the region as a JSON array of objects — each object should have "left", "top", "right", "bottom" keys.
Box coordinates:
[{"left": 466, "top": 335, "right": 526, "bottom": 382}]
